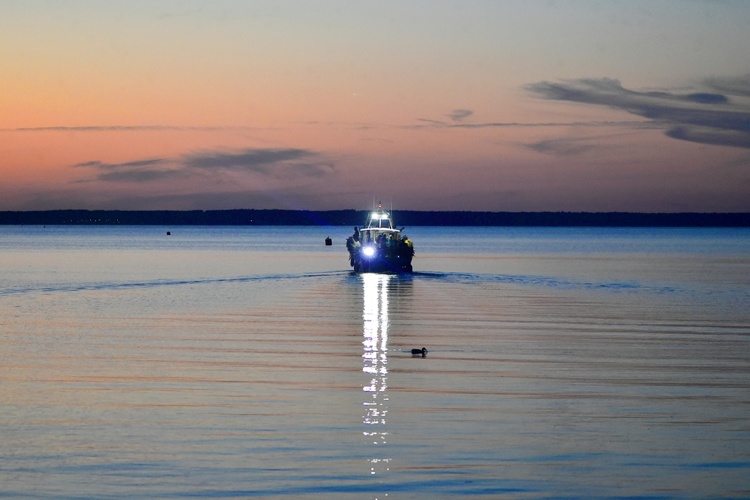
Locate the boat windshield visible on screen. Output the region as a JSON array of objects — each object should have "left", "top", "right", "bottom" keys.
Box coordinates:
[{"left": 366, "top": 207, "right": 395, "bottom": 230}]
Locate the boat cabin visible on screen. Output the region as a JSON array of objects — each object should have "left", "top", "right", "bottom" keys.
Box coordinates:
[{"left": 358, "top": 208, "right": 403, "bottom": 246}]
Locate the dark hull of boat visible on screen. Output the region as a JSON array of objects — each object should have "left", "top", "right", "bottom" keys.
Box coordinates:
[{"left": 350, "top": 251, "right": 413, "bottom": 274}]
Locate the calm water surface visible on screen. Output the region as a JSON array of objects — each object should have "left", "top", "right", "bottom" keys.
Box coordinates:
[{"left": 1, "top": 226, "right": 749, "bottom": 498}]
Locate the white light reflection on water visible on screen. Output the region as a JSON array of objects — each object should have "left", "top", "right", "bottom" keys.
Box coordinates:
[{"left": 362, "top": 273, "right": 391, "bottom": 477}]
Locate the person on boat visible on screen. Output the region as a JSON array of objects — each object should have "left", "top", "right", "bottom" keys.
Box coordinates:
[{"left": 401, "top": 236, "right": 414, "bottom": 256}]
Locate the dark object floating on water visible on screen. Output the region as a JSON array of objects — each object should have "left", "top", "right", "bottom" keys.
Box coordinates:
[
  {"left": 325, "top": 236, "right": 332, "bottom": 246},
  {"left": 166, "top": 231, "right": 171, "bottom": 236},
  {"left": 411, "top": 347, "right": 428, "bottom": 357},
  {"left": 346, "top": 202, "right": 414, "bottom": 273}
]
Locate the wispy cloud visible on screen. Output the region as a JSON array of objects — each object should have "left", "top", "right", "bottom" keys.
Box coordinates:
[
  {"left": 74, "top": 158, "right": 167, "bottom": 169},
  {"left": 2, "top": 125, "right": 268, "bottom": 132},
  {"left": 447, "top": 109, "right": 474, "bottom": 122},
  {"left": 414, "top": 116, "right": 648, "bottom": 129},
  {"left": 183, "top": 148, "right": 310, "bottom": 171},
  {"left": 525, "top": 76, "right": 750, "bottom": 149},
  {"left": 181, "top": 148, "right": 334, "bottom": 179},
  {"left": 706, "top": 74, "right": 750, "bottom": 99},
  {"left": 525, "top": 131, "right": 638, "bottom": 157},
  {"left": 526, "top": 137, "right": 600, "bottom": 156},
  {"left": 73, "top": 158, "right": 186, "bottom": 183},
  {"left": 76, "top": 147, "right": 333, "bottom": 183},
  {"left": 101, "top": 169, "right": 188, "bottom": 183}
]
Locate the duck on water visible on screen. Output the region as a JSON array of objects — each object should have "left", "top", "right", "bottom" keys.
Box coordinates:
[{"left": 346, "top": 203, "right": 414, "bottom": 273}]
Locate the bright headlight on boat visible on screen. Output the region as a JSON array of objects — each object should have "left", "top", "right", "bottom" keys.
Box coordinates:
[{"left": 363, "top": 246, "right": 376, "bottom": 257}]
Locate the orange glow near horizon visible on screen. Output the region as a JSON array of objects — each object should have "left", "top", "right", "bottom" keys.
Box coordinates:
[{"left": 2, "top": 2, "right": 749, "bottom": 212}]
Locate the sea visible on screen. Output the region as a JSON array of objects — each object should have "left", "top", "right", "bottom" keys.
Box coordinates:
[{"left": 1, "top": 225, "right": 749, "bottom": 499}]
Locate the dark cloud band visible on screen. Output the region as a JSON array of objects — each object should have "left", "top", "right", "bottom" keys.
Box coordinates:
[
  {"left": 76, "top": 147, "right": 332, "bottom": 183},
  {"left": 525, "top": 76, "right": 750, "bottom": 149}
]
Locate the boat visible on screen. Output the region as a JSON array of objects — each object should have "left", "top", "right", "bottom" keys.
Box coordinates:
[{"left": 346, "top": 203, "right": 414, "bottom": 273}]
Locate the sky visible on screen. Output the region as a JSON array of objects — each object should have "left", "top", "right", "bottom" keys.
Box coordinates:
[{"left": 2, "top": 0, "right": 750, "bottom": 212}]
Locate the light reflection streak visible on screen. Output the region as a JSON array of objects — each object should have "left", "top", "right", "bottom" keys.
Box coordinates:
[{"left": 362, "top": 273, "right": 391, "bottom": 476}]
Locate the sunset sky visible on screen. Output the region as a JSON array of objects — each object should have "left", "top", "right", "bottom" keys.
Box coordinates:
[{"left": 2, "top": 0, "right": 750, "bottom": 212}]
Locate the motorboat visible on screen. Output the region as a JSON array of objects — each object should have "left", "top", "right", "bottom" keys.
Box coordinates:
[{"left": 346, "top": 203, "right": 414, "bottom": 273}]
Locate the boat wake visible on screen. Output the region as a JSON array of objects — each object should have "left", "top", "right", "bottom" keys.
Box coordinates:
[
  {"left": 0, "top": 270, "right": 352, "bottom": 298},
  {"left": 3, "top": 269, "right": 738, "bottom": 306},
  {"left": 411, "top": 270, "right": 679, "bottom": 295}
]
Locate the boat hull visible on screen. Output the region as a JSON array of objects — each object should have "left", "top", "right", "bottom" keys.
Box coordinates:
[{"left": 351, "top": 250, "right": 413, "bottom": 274}]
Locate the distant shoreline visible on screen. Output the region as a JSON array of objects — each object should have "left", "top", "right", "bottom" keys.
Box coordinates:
[{"left": 1, "top": 209, "right": 748, "bottom": 227}]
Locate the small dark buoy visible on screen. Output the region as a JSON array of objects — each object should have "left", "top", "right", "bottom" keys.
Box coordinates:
[
  {"left": 166, "top": 231, "right": 171, "bottom": 236},
  {"left": 411, "top": 347, "right": 428, "bottom": 357},
  {"left": 324, "top": 236, "right": 332, "bottom": 246}
]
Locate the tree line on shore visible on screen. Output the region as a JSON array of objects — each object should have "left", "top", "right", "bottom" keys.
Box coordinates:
[{"left": 1, "top": 209, "right": 748, "bottom": 226}]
